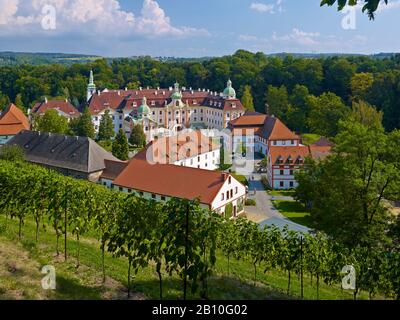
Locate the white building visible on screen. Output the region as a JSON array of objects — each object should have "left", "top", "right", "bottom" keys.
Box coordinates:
[{"left": 102, "top": 150, "right": 246, "bottom": 217}]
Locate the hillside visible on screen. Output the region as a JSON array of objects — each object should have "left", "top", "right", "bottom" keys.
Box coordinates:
[{"left": 0, "top": 52, "right": 101, "bottom": 66}]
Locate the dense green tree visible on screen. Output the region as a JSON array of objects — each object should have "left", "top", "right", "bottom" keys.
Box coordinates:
[
  {"left": 307, "top": 92, "right": 349, "bottom": 137},
  {"left": 35, "top": 109, "right": 70, "bottom": 134},
  {"left": 129, "top": 124, "right": 146, "bottom": 148},
  {"left": 0, "top": 91, "right": 10, "bottom": 110},
  {"left": 323, "top": 58, "right": 356, "bottom": 102},
  {"left": 265, "top": 85, "right": 290, "bottom": 120},
  {"left": 296, "top": 120, "right": 400, "bottom": 247},
  {"left": 351, "top": 73, "right": 374, "bottom": 102},
  {"left": 0, "top": 145, "right": 25, "bottom": 162},
  {"left": 14, "top": 94, "right": 25, "bottom": 111},
  {"left": 112, "top": 129, "right": 129, "bottom": 161},
  {"left": 349, "top": 100, "right": 383, "bottom": 130},
  {"left": 287, "top": 85, "right": 310, "bottom": 132},
  {"left": 70, "top": 107, "right": 95, "bottom": 139},
  {"left": 241, "top": 85, "right": 255, "bottom": 111},
  {"left": 97, "top": 110, "right": 115, "bottom": 141}
]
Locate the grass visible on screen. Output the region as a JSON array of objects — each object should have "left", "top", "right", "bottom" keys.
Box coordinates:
[
  {"left": 302, "top": 134, "right": 321, "bottom": 146},
  {"left": 268, "top": 190, "right": 296, "bottom": 197},
  {"left": 272, "top": 200, "right": 313, "bottom": 228},
  {"left": 0, "top": 214, "right": 375, "bottom": 300}
]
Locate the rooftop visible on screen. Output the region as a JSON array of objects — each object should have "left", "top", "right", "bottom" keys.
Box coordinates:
[{"left": 0, "top": 104, "right": 30, "bottom": 136}]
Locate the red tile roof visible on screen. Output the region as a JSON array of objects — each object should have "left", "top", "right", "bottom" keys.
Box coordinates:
[
  {"left": 269, "top": 144, "right": 332, "bottom": 165},
  {"left": 147, "top": 131, "right": 220, "bottom": 164},
  {"left": 0, "top": 104, "right": 30, "bottom": 135},
  {"left": 258, "top": 117, "right": 300, "bottom": 141},
  {"left": 32, "top": 100, "right": 80, "bottom": 117},
  {"left": 113, "top": 150, "right": 231, "bottom": 206},
  {"left": 88, "top": 88, "right": 245, "bottom": 115},
  {"left": 101, "top": 159, "right": 129, "bottom": 180},
  {"left": 229, "top": 112, "right": 267, "bottom": 127},
  {"left": 269, "top": 146, "right": 310, "bottom": 165}
]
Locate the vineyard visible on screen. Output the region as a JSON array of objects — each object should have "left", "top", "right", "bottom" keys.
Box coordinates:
[{"left": 0, "top": 160, "right": 399, "bottom": 300}]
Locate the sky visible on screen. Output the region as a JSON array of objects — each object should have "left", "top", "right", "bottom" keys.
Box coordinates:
[{"left": 0, "top": 0, "right": 399, "bottom": 57}]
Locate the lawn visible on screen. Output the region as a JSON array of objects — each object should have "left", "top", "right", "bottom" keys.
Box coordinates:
[
  {"left": 0, "top": 214, "right": 373, "bottom": 300},
  {"left": 268, "top": 190, "right": 296, "bottom": 197},
  {"left": 272, "top": 200, "right": 313, "bottom": 228},
  {"left": 301, "top": 133, "right": 321, "bottom": 146}
]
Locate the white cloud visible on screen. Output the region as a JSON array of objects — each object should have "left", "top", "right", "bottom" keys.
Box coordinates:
[
  {"left": 250, "top": 2, "right": 274, "bottom": 13},
  {"left": 273, "top": 28, "right": 320, "bottom": 46},
  {"left": 377, "top": 0, "right": 400, "bottom": 12},
  {"left": 250, "top": 0, "right": 285, "bottom": 14},
  {"left": 0, "top": 0, "right": 207, "bottom": 38}
]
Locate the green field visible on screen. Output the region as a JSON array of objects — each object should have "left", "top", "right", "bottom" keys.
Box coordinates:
[
  {"left": 272, "top": 200, "right": 313, "bottom": 228},
  {"left": 0, "top": 214, "right": 375, "bottom": 300},
  {"left": 268, "top": 190, "right": 296, "bottom": 197}
]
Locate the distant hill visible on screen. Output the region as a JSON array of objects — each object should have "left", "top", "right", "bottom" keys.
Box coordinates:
[
  {"left": 267, "top": 52, "right": 398, "bottom": 59},
  {"left": 1, "top": 51, "right": 398, "bottom": 66},
  {"left": 0, "top": 52, "right": 101, "bottom": 66}
]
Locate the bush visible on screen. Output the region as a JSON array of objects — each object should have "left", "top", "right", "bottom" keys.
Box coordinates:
[{"left": 245, "top": 199, "right": 256, "bottom": 206}]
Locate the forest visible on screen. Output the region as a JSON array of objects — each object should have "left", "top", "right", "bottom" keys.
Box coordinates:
[{"left": 1, "top": 50, "right": 400, "bottom": 136}]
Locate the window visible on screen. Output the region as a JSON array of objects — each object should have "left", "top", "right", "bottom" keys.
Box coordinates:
[
  {"left": 151, "top": 101, "right": 155, "bottom": 106},
  {"left": 128, "top": 189, "right": 132, "bottom": 193},
  {"left": 119, "top": 187, "right": 123, "bottom": 192},
  {"left": 139, "top": 192, "right": 144, "bottom": 196},
  {"left": 160, "top": 111, "right": 163, "bottom": 115},
  {"left": 290, "top": 181, "right": 294, "bottom": 188},
  {"left": 198, "top": 156, "right": 200, "bottom": 162},
  {"left": 291, "top": 140, "right": 294, "bottom": 145},
  {"left": 190, "top": 159, "right": 193, "bottom": 165},
  {"left": 221, "top": 193, "right": 224, "bottom": 201},
  {"left": 230, "top": 189, "right": 233, "bottom": 198},
  {"left": 235, "top": 187, "right": 238, "bottom": 194},
  {"left": 273, "top": 141, "right": 277, "bottom": 146},
  {"left": 161, "top": 196, "right": 166, "bottom": 201},
  {"left": 228, "top": 176, "right": 232, "bottom": 184},
  {"left": 226, "top": 191, "right": 230, "bottom": 199},
  {"left": 280, "top": 181, "right": 284, "bottom": 187},
  {"left": 290, "top": 170, "right": 294, "bottom": 175},
  {"left": 152, "top": 194, "right": 156, "bottom": 199}
]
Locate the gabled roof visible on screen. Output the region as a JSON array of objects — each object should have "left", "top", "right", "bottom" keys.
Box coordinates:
[
  {"left": 258, "top": 117, "right": 300, "bottom": 141},
  {"left": 229, "top": 111, "right": 267, "bottom": 127},
  {"left": 113, "top": 150, "right": 231, "bottom": 205},
  {"left": 32, "top": 100, "right": 80, "bottom": 117},
  {"left": 313, "top": 136, "right": 335, "bottom": 147},
  {"left": 0, "top": 104, "right": 30, "bottom": 135},
  {"left": 269, "top": 146, "right": 310, "bottom": 165},
  {"left": 88, "top": 91, "right": 126, "bottom": 115},
  {"left": 146, "top": 131, "right": 220, "bottom": 164},
  {"left": 7, "top": 130, "right": 119, "bottom": 173}
]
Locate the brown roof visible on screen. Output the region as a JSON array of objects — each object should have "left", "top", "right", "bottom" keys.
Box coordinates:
[
  {"left": 88, "top": 88, "right": 245, "bottom": 115},
  {"left": 147, "top": 131, "right": 220, "bottom": 164},
  {"left": 229, "top": 112, "right": 267, "bottom": 127},
  {"left": 88, "top": 91, "right": 126, "bottom": 115},
  {"left": 259, "top": 117, "right": 300, "bottom": 141},
  {"left": 269, "top": 144, "right": 332, "bottom": 165},
  {"left": 32, "top": 100, "right": 80, "bottom": 117},
  {"left": 101, "top": 159, "right": 129, "bottom": 180},
  {"left": 0, "top": 104, "right": 30, "bottom": 135},
  {"left": 313, "top": 137, "right": 335, "bottom": 147},
  {"left": 113, "top": 150, "right": 230, "bottom": 205}
]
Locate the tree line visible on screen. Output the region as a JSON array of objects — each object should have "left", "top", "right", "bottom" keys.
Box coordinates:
[
  {"left": 1, "top": 51, "right": 400, "bottom": 135},
  {"left": 0, "top": 158, "right": 399, "bottom": 300}
]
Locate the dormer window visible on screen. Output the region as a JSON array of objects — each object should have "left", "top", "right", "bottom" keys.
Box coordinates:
[
  {"left": 151, "top": 101, "right": 156, "bottom": 106},
  {"left": 132, "top": 102, "right": 137, "bottom": 107},
  {"left": 193, "top": 100, "right": 197, "bottom": 105},
  {"left": 232, "top": 103, "right": 236, "bottom": 108}
]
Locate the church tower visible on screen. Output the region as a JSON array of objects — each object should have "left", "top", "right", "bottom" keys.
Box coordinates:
[{"left": 87, "top": 70, "right": 96, "bottom": 102}]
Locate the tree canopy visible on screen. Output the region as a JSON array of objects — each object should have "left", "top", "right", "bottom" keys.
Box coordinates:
[{"left": 321, "top": 0, "right": 388, "bottom": 19}]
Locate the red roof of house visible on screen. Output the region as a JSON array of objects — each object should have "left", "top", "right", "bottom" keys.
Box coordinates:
[
  {"left": 269, "top": 144, "right": 332, "bottom": 165},
  {"left": 88, "top": 88, "right": 245, "bottom": 115},
  {"left": 269, "top": 146, "right": 310, "bottom": 165},
  {"left": 229, "top": 112, "right": 267, "bottom": 127},
  {"left": 0, "top": 104, "right": 30, "bottom": 135},
  {"left": 258, "top": 117, "right": 300, "bottom": 141},
  {"left": 113, "top": 150, "right": 230, "bottom": 205},
  {"left": 32, "top": 100, "right": 80, "bottom": 117},
  {"left": 101, "top": 159, "right": 129, "bottom": 180},
  {"left": 147, "top": 131, "right": 220, "bottom": 164}
]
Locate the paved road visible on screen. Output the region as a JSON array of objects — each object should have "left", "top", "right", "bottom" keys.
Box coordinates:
[{"left": 245, "top": 174, "right": 311, "bottom": 234}]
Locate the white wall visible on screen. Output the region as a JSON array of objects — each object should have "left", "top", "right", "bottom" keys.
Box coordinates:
[
  {"left": 211, "top": 175, "right": 246, "bottom": 216},
  {"left": 173, "top": 149, "right": 220, "bottom": 171}
]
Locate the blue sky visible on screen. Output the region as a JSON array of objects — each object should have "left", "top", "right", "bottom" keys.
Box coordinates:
[{"left": 0, "top": 0, "right": 399, "bottom": 57}]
